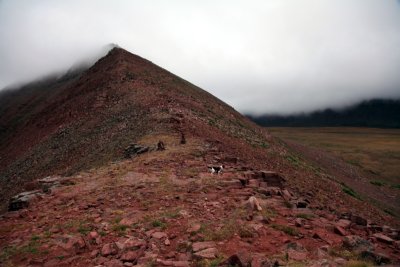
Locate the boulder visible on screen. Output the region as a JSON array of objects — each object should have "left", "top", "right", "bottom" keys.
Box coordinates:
[
  {"left": 342, "top": 235, "right": 373, "bottom": 252},
  {"left": 286, "top": 242, "right": 308, "bottom": 261},
  {"left": 248, "top": 179, "right": 260, "bottom": 187},
  {"left": 372, "top": 233, "right": 394, "bottom": 244},
  {"left": 251, "top": 255, "right": 271, "bottom": 267},
  {"left": 193, "top": 247, "right": 218, "bottom": 259},
  {"left": 59, "top": 235, "right": 87, "bottom": 254},
  {"left": 296, "top": 199, "right": 309, "bottom": 208},
  {"left": 119, "top": 217, "right": 137, "bottom": 226},
  {"left": 90, "top": 249, "right": 99, "bottom": 258},
  {"left": 221, "top": 251, "right": 251, "bottom": 267},
  {"left": 336, "top": 219, "right": 351, "bottom": 229},
  {"left": 187, "top": 223, "right": 201, "bottom": 233},
  {"left": 247, "top": 196, "right": 262, "bottom": 212},
  {"left": 239, "top": 178, "right": 249, "bottom": 187},
  {"left": 295, "top": 218, "right": 304, "bottom": 227},
  {"left": 157, "top": 141, "right": 165, "bottom": 151},
  {"left": 350, "top": 215, "right": 367, "bottom": 226},
  {"left": 334, "top": 226, "right": 347, "bottom": 236},
  {"left": 287, "top": 250, "right": 308, "bottom": 261},
  {"left": 8, "top": 190, "right": 42, "bottom": 211},
  {"left": 258, "top": 187, "right": 281, "bottom": 197},
  {"left": 37, "top": 176, "right": 75, "bottom": 193},
  {"left": 124, "top": 144, "right": 150, "bottom": 158},
  {"left": 281, "top": 189, "right": 292, "bottom": 201},
  {"left": 367, "top": 224, "right": 382, "bottom": 233},
  {"left": 124, "top": 238, "right": 146, "bottom": 250},
  {"left": 192, "top": 241, "right": 216, "bottom": 252},
  {"left": 121, "top": 251, "right": 140, "bottom": 262},
  {"left": 255, "top": 171, "right": 286, "bottom": 188},
  {"left": 101, "top": 242, "right": 118, "bottom": 256},
  {"left": 152, "top": 232, "right": 167, "bottom": 239},
  {"left": 88, "top": 231, "right": 99, "bottom": 240},
  {"left": 360, "top": 251, "right": 391, "bottom": 265}
]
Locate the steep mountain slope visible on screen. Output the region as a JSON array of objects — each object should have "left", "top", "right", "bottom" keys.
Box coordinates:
[
  {"left": 0, "top": 47, "right": 267, "bottom": 212},
  {"left": 0, "top": 48, "right": 399, "bottom": 266}
]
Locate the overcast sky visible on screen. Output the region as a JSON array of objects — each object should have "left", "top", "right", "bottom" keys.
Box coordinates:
[{"left": 1, "top": 0, "right": 400, "bottom": 115}]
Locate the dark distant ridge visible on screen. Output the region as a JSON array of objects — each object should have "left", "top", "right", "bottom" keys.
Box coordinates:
[{"left": 248, "top": 99, "right": 400, "bottom": 128}]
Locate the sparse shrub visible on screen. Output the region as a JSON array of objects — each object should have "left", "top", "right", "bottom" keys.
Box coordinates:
[
  {"left": 208, "top": 119, "right": 216, "bottom": 126},
  {"left": 43, "top": 231, "right": 52, "bottom": 239},
  {"left": 283, "top": 200, "right": 293, "bottom": 208},
  {"left": 391, "top": 184, "right": 400, "bottom": 190},
  {"left": 112, "top": 224, "right": 128, "bottom": 235},
  {"left": 78, "top": 223, "right": 92, "bottom": 235},
  {"left": 125, "top": 72, "right": 135, "bottom": 80},
  {"left": 209, "top": 257, "right": 224, "bottom": 267},
  {"left": 383, "top": 209, "right": 395, "bottom": 216},
  {"left": 151, "top": 219, "right": 167, "bottom": 229},
  {"left": 271, "top": 224, "right": 299, "bottom": 236},
  {"left": 370, "top": 180, "right": 385, "bottom": 186},
  {"left": 200, "top": 221, "right": 236, "bottom": 241},
  {"left": 195, "top": 257, "right": 224, "bottom": 267},
  {"left": 295, "top": 213, "right": 315, "bottom": 220},
  {"left": 113, "top": 216, "right": 122, "bottom": 224},
  {"left": 260, "top": 142, "right": 269, "bottom": 148},
  {"left": 328, "top": 247, "right": 358, "bottom": 260},
  {"left": 238, "top": 225, "right": 254, "bottom": 238},
  {"left": 31, "top": 235, "right": 40, "bottom": 241},
  {"left": 162, "top": 209, "right": 181, "bottom": 219},
  {"left": 0, "top": 246, "right": 17, "bottom": 263},
  {"left": 341, "top": 184, "right": 361, "bottom": 200},
  {"left": 285, "top": 154, "right": 302, "bottom": 167},
  {"left": 261, "top": 208, "right": 276, "bottom": 219}
]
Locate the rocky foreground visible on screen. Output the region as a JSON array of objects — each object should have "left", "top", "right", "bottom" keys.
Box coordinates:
[{"left": 1, "top": 137, "right": 399, "bottom": 267}]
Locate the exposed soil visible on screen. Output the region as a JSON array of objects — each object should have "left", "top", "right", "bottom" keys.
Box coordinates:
[{"left": 1, "top": 134, "right": 399, "bottom": 266}]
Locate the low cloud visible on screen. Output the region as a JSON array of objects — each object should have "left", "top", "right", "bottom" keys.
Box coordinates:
[{"left": 1, "top": 0, "right": 400, "bottom": 114}]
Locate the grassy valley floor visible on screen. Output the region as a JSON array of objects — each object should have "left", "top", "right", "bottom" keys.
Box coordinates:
[{"left": 268, "top": 127, "right": 400, "bottom": 217}]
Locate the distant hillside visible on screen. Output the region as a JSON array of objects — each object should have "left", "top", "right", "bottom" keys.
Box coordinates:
[{"left": 248, "top": 99, "right": 400, "bottom": 128}]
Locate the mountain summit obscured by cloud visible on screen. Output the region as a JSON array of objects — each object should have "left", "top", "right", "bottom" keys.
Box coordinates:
[{"left": 1, "top": 0, "right": 400, "bottom": 114}]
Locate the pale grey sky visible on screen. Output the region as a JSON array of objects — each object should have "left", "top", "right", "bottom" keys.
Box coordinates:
[{"left": 1, "top": 0, "right": 400, "bottom": 114}]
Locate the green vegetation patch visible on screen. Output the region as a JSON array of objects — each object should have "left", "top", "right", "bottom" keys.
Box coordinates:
[
  {"left": 112, "top": 224, "right": 128, "bottom": 235},
  {"left": 341, "top": 183, "right": 361, "bottom": 200},
  {"left": 195, "top": 257, "right": 224, "bottom": 267},
  {"left": 295, "top": 213, "right": 315, "bottom": 220},
  {"left": 151, "top": 219, "right": 167, "bottom": 229},
  {"left": 369, "top": 180, "right": 385, "bottom": 186},
  {"left": 285, "top": 154, "right": 302, "bottom": 167},
  {"left": 0, "top": 234, "right": 46, "bottom": 264},
  {"left": 271, "top": 224, "right": 299, "bottom": 236},
  {"left": 391, "top": 184, "right": 400, "bottom": 190}
]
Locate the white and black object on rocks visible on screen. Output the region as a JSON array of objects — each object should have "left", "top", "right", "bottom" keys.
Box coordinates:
[{"left": 209, "top": 165, "right": 224, "bottom": 174}]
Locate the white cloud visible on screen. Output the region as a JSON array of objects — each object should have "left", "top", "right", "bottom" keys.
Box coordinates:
[{"left": 1, "top": 0, "right": 400, "bottom": 114}]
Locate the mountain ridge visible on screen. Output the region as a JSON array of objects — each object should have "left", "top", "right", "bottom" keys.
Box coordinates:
[
  {"left": 0, "top": 47, "right": 399, "bottom": 266},
  {"left": 0, "top": 47, "right": 269, "bottom": 212}
]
